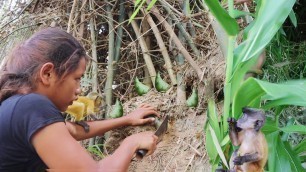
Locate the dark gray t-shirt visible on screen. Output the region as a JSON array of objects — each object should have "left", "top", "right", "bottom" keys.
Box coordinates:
[{"left": 0, "top": 93, "right": 64, "bottom": 172}]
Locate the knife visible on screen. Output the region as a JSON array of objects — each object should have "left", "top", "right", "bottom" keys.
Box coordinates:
[{"left": 136, "top": 115, "right": 169, "bottom": 158}]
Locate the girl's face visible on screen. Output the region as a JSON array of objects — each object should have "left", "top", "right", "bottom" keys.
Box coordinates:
[{"left": 49, "top": 58, "right": 87, "bottom": 111}]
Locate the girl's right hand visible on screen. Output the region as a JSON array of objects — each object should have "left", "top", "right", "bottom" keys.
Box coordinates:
[{"left": 124, "top": 131, "right": 158, "bottom": 156}]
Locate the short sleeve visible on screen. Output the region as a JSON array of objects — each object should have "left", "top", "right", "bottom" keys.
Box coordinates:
[{"left": 12, "top": 93, "right": 65, "bottom": 149}]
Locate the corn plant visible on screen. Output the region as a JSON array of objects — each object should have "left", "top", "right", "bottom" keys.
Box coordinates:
[{"left": 203, "top": 0, "right": 306, "bottom": 171}]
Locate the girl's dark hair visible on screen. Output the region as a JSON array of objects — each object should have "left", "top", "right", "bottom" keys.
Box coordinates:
[{"left": 0, "top": 27, "right": 89, "bottom": 102}]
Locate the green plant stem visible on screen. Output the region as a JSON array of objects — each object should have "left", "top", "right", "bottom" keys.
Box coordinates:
[{"left": 223, "top": 36, "right": 236, "bottom": 132}]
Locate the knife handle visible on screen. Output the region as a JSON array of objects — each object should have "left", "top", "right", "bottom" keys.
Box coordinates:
[{"left": 136, "top": 149, "right": 148, "bottom": 159}]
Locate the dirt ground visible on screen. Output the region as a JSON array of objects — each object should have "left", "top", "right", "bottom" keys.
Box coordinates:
[
  {"left": 103, "top": 46, "right": 225, "bottom": 172},
  {"left": 103, "top": 90, "right": 210, "bottom": 172}
]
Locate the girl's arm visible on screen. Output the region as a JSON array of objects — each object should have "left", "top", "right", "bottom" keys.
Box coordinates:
[
  {"left": 66, "top": 104, "right": 160, "bottom": 140},
  {"left": 32, "top": 122, "right": 157, "bottom": 171}
]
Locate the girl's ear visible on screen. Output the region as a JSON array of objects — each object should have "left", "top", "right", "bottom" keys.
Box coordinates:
[{"left": 39, "top": 62, "right": 55, "bottom": 85}]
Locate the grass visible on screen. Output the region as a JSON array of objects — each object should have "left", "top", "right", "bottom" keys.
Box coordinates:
[{"left": 262, "top": 31, "right": 306, "bottom": 83}]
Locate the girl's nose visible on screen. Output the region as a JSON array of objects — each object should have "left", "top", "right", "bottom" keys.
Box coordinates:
[{"left": 75, "top": 88, "right": 81, "bottom": 95}]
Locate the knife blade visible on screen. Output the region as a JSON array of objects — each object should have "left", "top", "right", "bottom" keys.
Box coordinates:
[{"left": 136, "top": 115, "right": 169, "bottom": 158}]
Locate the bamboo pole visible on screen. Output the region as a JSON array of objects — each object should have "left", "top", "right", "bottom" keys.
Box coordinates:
[
  {"left": 129, "top": 12, "right": 156, "bottom": 87},
  {"left": 159, "top": 0, "right": 201, "bottom": 57},
  {"left": 78, "top": 0, "right": 87, "bottom": 39},
  {"left": 67, "top": 0, "right": 78, "bottom": 33},
  {"left": 114, "top": 0, "right": 124, "bottom": 62},
  {"left": 149, "top": 6, "right": 203, "bottom": 80},
  {"left": 104, "top": 1, "right": 115, "bottom": 116},
  {"left": 88, "top": 0, "right": 98, "bottom": 146},
  {"left": 89, "top": 0, "right": 98, "bottom": 93},
  {"left": 144, "top": 11, "right": 177, "bottom": 86},
  {"left": 142, "top": 16, "right": 153, "bottom": 88},
  {"left": 176, "top": 1, "right": 188, "bottom": 104}
]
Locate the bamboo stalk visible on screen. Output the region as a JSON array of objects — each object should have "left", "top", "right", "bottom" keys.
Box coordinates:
[
  {"left": 149, "top": 6, "right": 203, "bottom": 80},
  {"left": 67, "top": 0, "right": 78, "bottom": 33},
  {"left": 183, "top": 1, "right": 197, "bottom": 38},
  {"left": 88, "top": 0, "right": 98, "bottom": 146},
  {"left": 89, "top": 0, "right": 98, "bottom": 94},
  {"left": 114, "top": 0, "right": 125, "bottom": 62},
  {"left": 142, "top": 16, "right": 153, "bottom": 88},
  {"left": 159, "top": 0, "right": 184, "bottom": 18},
  {"left": 129, "top": 12, "right": 156, "bottom": 87},
  {"left": 78, "top": 0, "right": 87, "bottom": 39},
  {"left": 176, "top": 1, "right": 187, "bottom": 104},
  {"left": 144, "top": 11, "right": 177, "bottom": 86},
  {"left": 159, "top": 0, "right": 201, "bottom": 57},
  {"left": 104, "top": 1, "right": 115, "bottom": 116}
]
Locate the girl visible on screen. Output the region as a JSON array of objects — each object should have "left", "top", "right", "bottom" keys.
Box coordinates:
[{"left": 0, "top": 27, "right": 159, "bottom": 172}]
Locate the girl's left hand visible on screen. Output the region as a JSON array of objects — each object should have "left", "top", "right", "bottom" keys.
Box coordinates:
[{"left": 125, "top": 104, "right": 160, "bottom": 126}]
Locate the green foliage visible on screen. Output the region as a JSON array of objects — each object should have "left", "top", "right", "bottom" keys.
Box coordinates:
[
  {"left": 87, "top": 144, "right": 105, "bottom": 159},
  {"left": 109, "top": 99, "right": 123, "bottom": 118},
  {"left": 202, "top": 0, "right": 304, "bottom": 171},
  {"left": 186, "top": 88, "right": 199, "bottom": 107},
  {"left": 203, "top": 0, "right": 239, "bottom": 36},
  {"left": 155, "top": 72, "right": 170, "bottom": 92},
  {"left": 264, "top": 33, "right": 306, "bottom": 83},
  {"left": 128, "top": 0, "right": 158, "bottom": 23},
  {"left": 134, "top": 77, "right": 150, "bottom": 96}
]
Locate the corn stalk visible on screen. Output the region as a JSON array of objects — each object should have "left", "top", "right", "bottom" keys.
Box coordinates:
[{"left": 203, "top": 0, "right": 304, "bottom": 171}]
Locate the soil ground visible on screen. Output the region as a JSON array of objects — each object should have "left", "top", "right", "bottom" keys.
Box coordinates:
[{"left": 103, "top": 47, "right": 225, "bottom": 172}]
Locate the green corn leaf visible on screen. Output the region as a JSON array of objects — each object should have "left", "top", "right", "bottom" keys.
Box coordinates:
[
  {"left": 109, "top": 99, "right": 123, "bottom": 118},
  {"left": 300, "top": 155, "right": 306, "bottom": 163},
  {"left": 220, "top": 134, "right": 230, "bottom": 147},
  {"left": 233, "top": 0, "right": 296, "bottom": 69},
  {"left": 205, "top": 125, "right": 218, "bottom": 163},
  {"left": 232, "top": 9, "right": 254, "bottom": 19},
  {"left": 293, "top": 140, "right": 306, "bottom": 155},
  {"left": 207, "top": 98, "right": 221, "bottom": 140},
  {"left": 186, "top": 88, "right": 199, "bottom": 107},
  {"left": 134, "top": 77, "right": 150, "bottom": 96},
  {"left": 261, "top": 117, "right": 279, "bottom": 135},
  {"left": 280, "top": 125, "right": 306, "bottom": 135},
  {"left": 289, "top": 10, "right": 297, "bottom": 28},
  {"left": 155, "top": 72, "right": 170, "bottom": 92},
  {"left": 203, "top": 0, "right": 239, "bottom": 36},
  {"left": 233, "top": 78, "right": 306, "bottom": 118},
  {"left": 267, "top": 132, "right": 304, "bottom": 172},
  {"left": 208, "top": 125, "right": 229, "bottom": 169}
]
